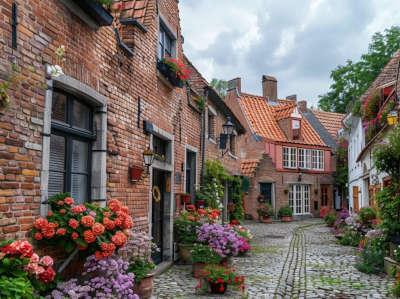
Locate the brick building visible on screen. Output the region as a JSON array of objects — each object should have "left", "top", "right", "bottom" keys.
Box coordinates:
[
  {"left": 0, "top": 0, "right": 244, "bottom": 266},
  {"left": 225, "top": 76, "right": 343, "bottom": 219}
]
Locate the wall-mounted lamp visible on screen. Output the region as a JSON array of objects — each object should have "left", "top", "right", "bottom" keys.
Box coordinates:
[
  {"left": 143, "top": 148, "right": 155, "bottom": 173},
  {"left": 218, "top": 116, "right": 235, "bottom": 157}
]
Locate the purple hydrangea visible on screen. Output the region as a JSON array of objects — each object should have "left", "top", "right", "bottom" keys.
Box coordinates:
[
  {"left": 197, "top": 223, "right": 242, "bottom": 258},
  {"left": 48, "top": 255, "right": 139, "bottom": 299}
]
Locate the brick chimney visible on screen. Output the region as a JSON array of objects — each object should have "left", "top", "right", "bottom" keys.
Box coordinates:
[
  {"left": 262, "top": 75, "right": 277, "bottom": 101},
  {"left": 227, "top": 78, "right": 241, "bottom": 93},
  {"left": 297, "top": 100, "right": 307, "bottom": 112}
]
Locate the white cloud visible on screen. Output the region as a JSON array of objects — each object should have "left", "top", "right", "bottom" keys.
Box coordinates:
[{"left": 180, "top": 0, "right": 400, "bottom": 106}]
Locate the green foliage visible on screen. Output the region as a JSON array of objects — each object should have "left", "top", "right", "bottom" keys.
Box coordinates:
[
  {"left": 196, "top": 180, "right": 224, "bottom": 209},
  {"left": 95, "top": 0, "right": 113, "bottom": 6},
  {"left": 358, "top": 207, "right": 377, "bottom": 225},
  {"left": 334, "top": 140, "right": 348, "bottom": 191},
  {"left": 339, "top": 229, "right": 362, "bottom": 247},
  {"left": 174, "top": 215, "right": 200, "bottom": 244},
  {"left": 205, "top": 160, "right": 230, "bottom": 183},
  {"left": 355, "top": 237, "right": 385, "bottom": 274},
  {"left": 191, "top": 244, "right": 222, "bottom": 264},
  {"left": 362, "top": 90, "right": 381, "bottom": 121},
  {"left": 0, "top": 276, "right": 35, "bottom": 299},
  {"left": 210, "top": 78, "right": 228, "bottom": 98},
  {"left": 324, "top": 212, "right": 336, "bottom": 227},
  {"left": 375, "top": 186, "right": 400, "bottom": 236},
  {"left": 392, "top": 281, "right": 400, "bottom": 298},
  {"left": 128, "top": 259, "right": 155, "bottom": 284},
  {"left": 278, "top": 206, "right": 293, "bottom": 217},
  {"left": 374, "top": 125, "right": 400, "bottom": 181},
  {"left": 229, "top": 177, "right": 244, "bottom": 221},
  {"left": 196, "top": 96, "right": 205, "bottom": 111},
  {"left": 351, "top": 100, "right": 362, "bottom": 117},
  {"left": 318, "top": 26, "right": 400, "bottom": 113}
]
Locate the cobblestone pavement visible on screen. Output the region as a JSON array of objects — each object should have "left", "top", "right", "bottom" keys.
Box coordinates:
[{"left": 153, "top": 220, "right": 394, "bottom": 298}]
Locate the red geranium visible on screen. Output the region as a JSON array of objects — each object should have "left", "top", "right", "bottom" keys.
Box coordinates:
[{"left": 38, "top": 266, "right": 56, "bottom": 283}]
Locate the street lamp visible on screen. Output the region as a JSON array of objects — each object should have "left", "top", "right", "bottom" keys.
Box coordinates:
[
  {"left": 223, "top": 116, "right": 234, "bottom": 136},
  {"left": 143, "top": 148, "right": 155, "bottom": 172},
  {"left": 218, "top": 117, "right": 235, "bottom": 157}
]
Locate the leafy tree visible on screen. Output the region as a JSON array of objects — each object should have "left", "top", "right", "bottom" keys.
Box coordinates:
[
  {"left": 210, "top": 78, "right": 228, "bottom": 98},
  {"left": 318, "top": 26, "right": 400, "bottom": 113}
]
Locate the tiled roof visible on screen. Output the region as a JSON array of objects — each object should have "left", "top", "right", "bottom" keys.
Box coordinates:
[
  {"left": 241, "top": 159, "right": 259, "bottom": 177},
  {"left": 312, "top": 110, "right": 344, "bottom": 140},
  {"left": 239, "top": 93, "right": 326, "bottom": 146},
  {"left": 114, "top": 0, "right": 149, "bottom": 24}
]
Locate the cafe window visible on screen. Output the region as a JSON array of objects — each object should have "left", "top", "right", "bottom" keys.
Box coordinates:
[{"left": 49, "top": 90, "right": 95, "bottom": 204}]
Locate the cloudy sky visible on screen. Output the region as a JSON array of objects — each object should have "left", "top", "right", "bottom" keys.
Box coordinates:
[{"left": 179, "top": 0, "right": 400, "bottom": 107}]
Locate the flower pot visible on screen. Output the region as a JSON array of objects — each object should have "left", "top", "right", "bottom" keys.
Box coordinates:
[
  {"left": 209, "top": 282, "right": 228, "bottom": 294},
  {"left": 259, "top": 216, "right": 272, "bottom": 224},
  {"left": 220, "top": 257, "right": 232, "bottom": 267},
  {"left": 178, "top": 243, "right": 193, "bottom": 264},
  {"left": 281, "top": 216, "right": 293, "bottom": 222},
  {"left": 133, "top": 273, "right": 154, "bottom": 299},
  {"left": 192, "top": 262, "right": 206, "bottom": 278}
]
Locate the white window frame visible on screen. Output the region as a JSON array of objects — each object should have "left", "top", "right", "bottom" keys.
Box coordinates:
[
  {"left": 284, "top": 147, "right": 323, "bottom": 170},
  {"left": 312, "top": 149, "right": 324, "bottom": 170}
]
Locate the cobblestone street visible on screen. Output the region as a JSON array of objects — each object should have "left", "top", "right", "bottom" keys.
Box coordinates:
[{"left": 153, "top": 220, "right": 394, "bottom": 298}]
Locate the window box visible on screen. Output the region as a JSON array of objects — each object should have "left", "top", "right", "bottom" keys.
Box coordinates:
[
  {"left": 65, "top": 0, "right": 113, "bottom": 28},
  {"left": 157, "top": 60, "right": 184, "bottom": 88}
]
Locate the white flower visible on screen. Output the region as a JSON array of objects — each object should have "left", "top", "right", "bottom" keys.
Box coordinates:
[{"left": 48, "top": 64, "right": 64, "bottom": 78}]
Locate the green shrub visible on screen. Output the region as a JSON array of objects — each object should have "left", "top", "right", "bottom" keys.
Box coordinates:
[
  {"left": 128, "top": 259, "right": 155, "bottom": 284},
  {"left": 324, "top": 212, "right": 336, "bottom": 227},
  {"left": 339, "top": 229, "right": 362, "bottom": 247},
  {"left": 0, "top": 276, "right": 34, "bottom": 299},
  {"left": 278, "top": 206, "right": 293, "bottom": 217},
  {"left": 358, "top": 207, "right": 377, "bottom": 225},
  {"left": 174, "top": 216, "right": 200, "bottom": 244},
  {"left": 392, "top": 281, "right": 400, "bottom": 298},
  {"left": 355, "top": 237, "right": 385, "bottom": 274}
]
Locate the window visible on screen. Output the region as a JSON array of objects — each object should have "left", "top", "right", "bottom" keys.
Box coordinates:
[
  {"left": 158, "top": 22, "right": 175, "bottom": 60},
  {"left": 312, "top": 150, "right": 324, "bottom": 170},
  {"left": 49, "top": 90, "right": 95, "bottom": 204},
  {"left": 185, "top": 150, "right": 197, "bottom": 200},
  {"left": 207, "top": 110, "right": 215, "bottom": 140},
  {"left": 283, "top": 147, "right": 323, "bottom": 170},
  {"left": 153, "top": 135, "right": 169, "bottom": 162},
  {"left": 260, "top": 183, "right": 272, "bottom": 205}
]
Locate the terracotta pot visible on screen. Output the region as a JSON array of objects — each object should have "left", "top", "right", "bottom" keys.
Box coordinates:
[
  {"left": 209, "top": 282, "right": 228, "bottom": 294},
  {"left": 178, "top": 243, "right": 193, "bottom": 264},
  {"left": 192, "top": 262, "right": 206, "bottom": 278},
  {"left": 133, "top": 273, "right": 154, "bottom": 299},
  {"left": 259, "top": 216, "right": 272, "bottom": 224},
  {"left": 281, "top": 216, "right": 293, "bottom": 222}
]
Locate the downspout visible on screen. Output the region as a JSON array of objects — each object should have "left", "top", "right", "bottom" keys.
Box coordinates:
[{"left": 200, "top": 88, "right": 208, "bottom": 185}]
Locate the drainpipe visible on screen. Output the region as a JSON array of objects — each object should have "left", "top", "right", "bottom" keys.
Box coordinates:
[{"left": 200, "top": 88, "right": 208, "bottom": 185}]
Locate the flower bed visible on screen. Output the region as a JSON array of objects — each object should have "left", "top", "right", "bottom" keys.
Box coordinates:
[{"left": 31, "top": 194, "right": 132, "bottom": 259}]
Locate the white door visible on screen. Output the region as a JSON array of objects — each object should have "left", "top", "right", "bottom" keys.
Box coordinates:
[{"left": 289, "top": 184, "right": 310, "bottom": 215}]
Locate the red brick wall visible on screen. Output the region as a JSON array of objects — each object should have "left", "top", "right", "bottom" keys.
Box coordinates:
[{"left": 0, "top": 0, "right": 205, "bottom": 240}]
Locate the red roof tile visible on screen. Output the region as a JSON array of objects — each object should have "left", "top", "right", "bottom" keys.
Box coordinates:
[
  {"left": 312, "top": 110, "right": 344, "bottom": 140},
  {"left": 114, "top": 0, "right": 150, "bottom": 24},
  {"left": 241, "top": 159, "right": 260, "bottom": 177},
  {"left": 239, "top": 93, "right": 326, "bottom": 146}
]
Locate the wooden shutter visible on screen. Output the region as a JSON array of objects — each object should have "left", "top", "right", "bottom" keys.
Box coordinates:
[{"left": 352, "top": 186, "right": 359, "bottom": 212}]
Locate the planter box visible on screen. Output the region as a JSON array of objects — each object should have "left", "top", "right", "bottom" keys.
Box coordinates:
[
  {"left": 259, "top": 216, "right": 272, "bottom": 224},
  {"left": 384, "top": 257, "right": 400, "bottom": 275},
  {"left": 157, "top": 61, "right": 184, "bottom": 88},
  {"left": 73, "top": 0, "right": 113, "bottom": 26}
]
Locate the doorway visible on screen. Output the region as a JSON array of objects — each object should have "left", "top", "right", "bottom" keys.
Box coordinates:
[
  {"left": 289, "top": 184, "right": 310, "bottom": 215},
  {"left": 152, "top": 168, "right": 166, "bottom": 264},
  {"left": 259, "top": 182, "right": 273, "bottom": 205},
  {"left": 185, "top": 150, "right": 197, "bottom": 201}
]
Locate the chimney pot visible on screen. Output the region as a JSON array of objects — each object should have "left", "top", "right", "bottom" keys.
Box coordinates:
[{"left": 262, "top": 75, "right": 277, "bottom": 101}]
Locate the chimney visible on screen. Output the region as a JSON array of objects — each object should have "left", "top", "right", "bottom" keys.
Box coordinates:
[
  {"left": 297, "top": 100, "right": 307, "bottom": 112},
  {"left": 286, "top": 94, "right": 297, "bottom": 102},
  {"left": 262, "top": 75, "right": 277, "bottom": 101},
  {"left": 227, "top": 78, "right": 241, "bottom": 93}
]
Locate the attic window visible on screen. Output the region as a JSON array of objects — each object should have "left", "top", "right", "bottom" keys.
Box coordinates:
[{"left": 292, "top": 119, "right": 301, "bottom": 139}]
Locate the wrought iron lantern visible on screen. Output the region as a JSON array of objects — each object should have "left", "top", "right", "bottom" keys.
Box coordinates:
[{"left": 143, "top": 148, "right": 155, "bottom": 172}]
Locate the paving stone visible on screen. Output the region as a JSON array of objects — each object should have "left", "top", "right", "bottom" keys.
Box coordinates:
[{"left": 152, "top": 220, "right": 393, "bottom": 298}]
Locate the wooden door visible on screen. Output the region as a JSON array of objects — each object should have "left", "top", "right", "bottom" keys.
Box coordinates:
[{"left": 352, "top": 186, "right": 359, "bottom": 212}]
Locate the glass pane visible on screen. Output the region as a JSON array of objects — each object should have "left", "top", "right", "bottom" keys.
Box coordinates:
[
  {"left": 72, "top": 140, "right": 89, "bottom": 173},
  {"left": 48, "top": 171, "right": 64, "bottom": 197},
  {"left": 71, "top": 174, "right": 88, "bottom": 204},
  {"left": 49, "top": 134, "right": 65, "bottom": 171},
  {"left": 52, "top": 92, "right": 67, "bottom": 123},
  {"left": 72, "top": 100, "right": 91, "bottom": 131}
]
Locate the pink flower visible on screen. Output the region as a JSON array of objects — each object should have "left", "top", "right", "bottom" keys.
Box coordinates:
[
  {"left": 29, "top": 253, "right": 40, "bottom": 264},
  {"left": 39, "top": 256, "right": 54, "bottom": 267}
]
